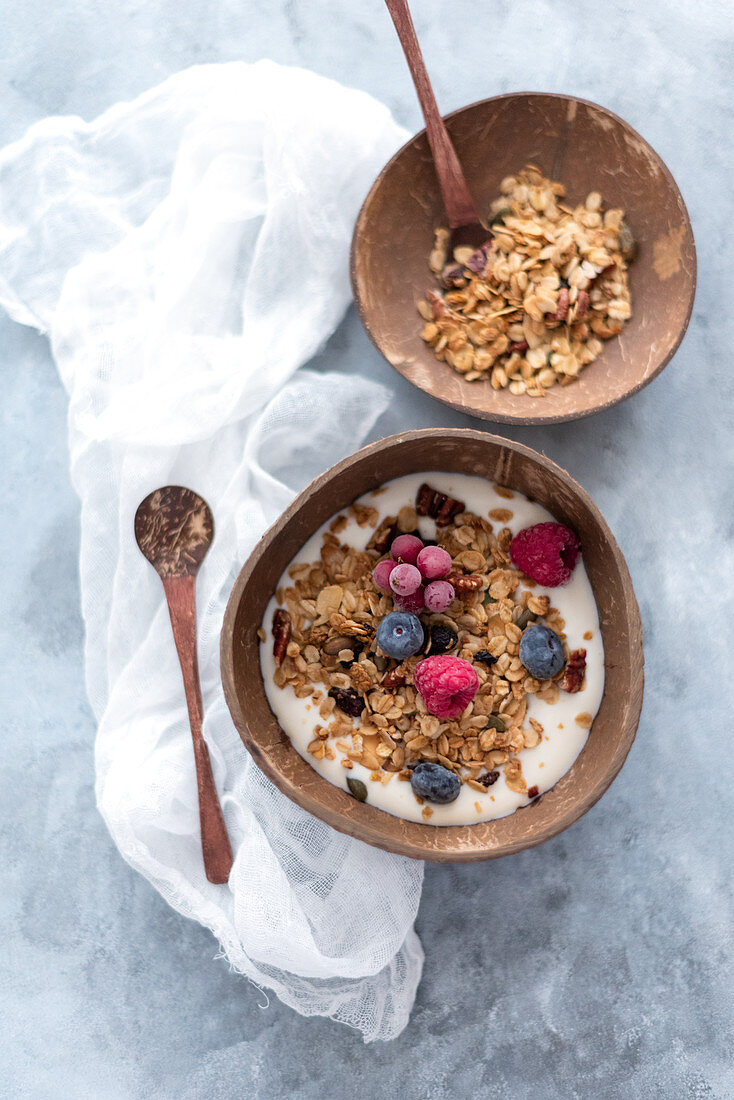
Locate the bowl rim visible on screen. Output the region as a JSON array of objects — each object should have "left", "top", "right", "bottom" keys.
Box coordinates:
[
  {"left": 220, "top": 429, "right": 644, "bottom": 862},
  {"left": 350, "top": 90, "right": 697, "bottom": 427}
]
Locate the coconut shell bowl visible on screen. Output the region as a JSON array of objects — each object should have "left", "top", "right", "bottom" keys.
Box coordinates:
[
  {"left": 221, "top": 429, "right": 644, "bottom": 862},
  {"left": 351, "top": 93, "right": 696, "bottom": 425}
]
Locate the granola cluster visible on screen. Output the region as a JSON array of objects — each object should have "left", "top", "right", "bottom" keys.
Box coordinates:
[
  {"left": 418, "top": 165, "right": 635, "bottom": 396},
  {"left": 265, "top": 484, "right": 587, "bottom": 817}
]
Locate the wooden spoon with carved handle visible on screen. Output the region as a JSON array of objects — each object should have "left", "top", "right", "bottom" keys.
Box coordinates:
[{"left": 135, "top": 485, "right": 233, "bottom": 885}]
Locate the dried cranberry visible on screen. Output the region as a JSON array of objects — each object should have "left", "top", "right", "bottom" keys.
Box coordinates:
[
  {"left": 328, "top": 688, "right": 365, "bottom": 718},
  {"left": 473, "top": 650, "right": 498, "bottom": 666},
  {"left": 425, "top": 624, "right": 458, "bottom": 657},
  {"left": 464, "top": 241, "right": 494, "bottom": 274}
]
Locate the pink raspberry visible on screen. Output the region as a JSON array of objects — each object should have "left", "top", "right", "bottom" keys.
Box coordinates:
[
  {"left": 390, "top": 534, "right": 424, "bottom": 564},
  {"left": 390, "top": 562, "right": 423, "bottom": 596},
  {"left": 416, "top": 545, "right": 452, "bottom": 579},
  {"left": 510, "top": 522, "right": 580, "bottom": 587},
  {"left": 394, "top": 587, "right": 425, "bottom": 614},
  {"left": 413, "top": 655, "right": 479, "bottom": 719},
  {"left": 423, "top": 579, "right": 455, "bottom": 613},
  {"left": 372, "top": 559, "right": 397, "bottom": 591}
]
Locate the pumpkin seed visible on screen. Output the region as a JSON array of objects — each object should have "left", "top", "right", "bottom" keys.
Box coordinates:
[
  {"left": 490, "top": 206, "right": 512, "bottom": 227},
  {"left": 515, "top": 607, "right": 536, "bottom": 630},
  {"left": 618, "top": 220, "right": 638, "bottom": 262},
  {"left": 486, "top": 715, "right": 507, "bottom": 732},
  {"left": 346, "top": 777, "right": 368, "bottom": 802}
]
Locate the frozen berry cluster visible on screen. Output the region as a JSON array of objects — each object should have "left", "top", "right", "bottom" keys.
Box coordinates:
[{"left": 372, "top": 533, "right": 455, "bottom": 614}]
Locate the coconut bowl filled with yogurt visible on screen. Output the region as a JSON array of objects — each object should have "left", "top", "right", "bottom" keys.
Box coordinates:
[{"left": 221, "top": 430, "right": 643, "bottom": 861}]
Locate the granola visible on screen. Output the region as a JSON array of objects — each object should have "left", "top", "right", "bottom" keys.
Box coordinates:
[
  {"left": 262, "top": 473, "right": 603, "bottom": 823},
  {"left": 418, "top": 165, "right": 634, "bottom": 395}
]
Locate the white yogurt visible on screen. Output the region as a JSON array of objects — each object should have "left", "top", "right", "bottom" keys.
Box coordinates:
[{"left": 260, "top": 473, "right": 604, "bottom": 825}]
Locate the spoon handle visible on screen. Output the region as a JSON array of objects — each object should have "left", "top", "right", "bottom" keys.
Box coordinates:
[
  {"left": 161, "top": 574, "right": 234, "bottom": 885},
  {"left": 385, "top": 0, "right": 480, "bottom": 228}
]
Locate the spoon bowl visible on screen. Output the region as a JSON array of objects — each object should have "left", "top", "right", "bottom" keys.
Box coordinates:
[
  {"left": 134, "top": 485, "right": 214, "bottom": 577},
  {"left": 351, "top": 92, "right": 696, "bottom": 425}
]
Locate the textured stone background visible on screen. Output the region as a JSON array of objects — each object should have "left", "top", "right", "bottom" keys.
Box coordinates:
[{"left": 2, "top": 1, "right": 732, "bottom": 1097}]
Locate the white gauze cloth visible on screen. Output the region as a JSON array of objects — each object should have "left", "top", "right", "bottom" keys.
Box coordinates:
[{"left": 0, "top": 61, "right": 425, "bottom": 1042}]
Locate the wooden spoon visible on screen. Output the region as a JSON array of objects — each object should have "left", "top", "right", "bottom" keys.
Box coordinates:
[
  {"left": 135, "top": 485, "right": 233, "bottom": 885},
  {"left": 385, "top": 0, "right": 489, "bottom": 254}
]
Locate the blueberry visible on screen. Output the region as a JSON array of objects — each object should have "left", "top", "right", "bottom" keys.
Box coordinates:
[
  {"left": 376, "top": 611, "right": 424, "bottom": 660},
  {"left": 519, "top": 624, "right": 565, "bottom": 679},
  {"left": 410, "top": 762, "right": 461, "bottom": 805}
]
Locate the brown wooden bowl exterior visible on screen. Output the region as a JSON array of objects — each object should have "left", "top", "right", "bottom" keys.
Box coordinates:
[
  {"left": 220, "top": 430, "right": 644, "bottom": 862},
  {"left": 351, "top": 93, "right": 696, "bottom": 425}
]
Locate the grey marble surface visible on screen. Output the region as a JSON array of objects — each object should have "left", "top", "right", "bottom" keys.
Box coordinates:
[{"left": 2, "top": 1, "right": 732, "bottom": 1097}]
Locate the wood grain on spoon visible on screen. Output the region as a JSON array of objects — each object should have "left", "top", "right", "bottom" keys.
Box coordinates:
[
  {"left": 135, "top": 486, "right": 233, "bottom": 885},
  {"left": 384, "top": 0, "right": 488, "bottom": 251}
]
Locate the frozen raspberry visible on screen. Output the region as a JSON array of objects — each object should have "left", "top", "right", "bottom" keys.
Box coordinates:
[
  {"left": 423, "top": 579, "right": 455, "bottom": 613},
  {"left": 416, "top": 545, "right": 452, "bottom": 579},
  {"left": 390, "top": 562, "right": 422, "bottom": 597},
  {"left": 413, "top": 655, "right": 479, "bottom": 719},
  {"left": 510, "top": 522, "right": 580, "bottom": 587},
  {"left": 372, "top": 559, "right": 397, "bottom": 591},
  {"left": 394, "top": 588, "right": 425, "bottom": 614},
  {"left": 390, "top": 534, "right": 424, "bottom": 564}
]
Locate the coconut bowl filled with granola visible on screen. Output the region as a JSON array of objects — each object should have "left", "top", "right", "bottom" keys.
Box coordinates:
[
  {"left": 351, "top": 93, "right": 696, "bottom": 425},
  {"left": 221, "top": 430, "right": 643, "bottom": 861}
]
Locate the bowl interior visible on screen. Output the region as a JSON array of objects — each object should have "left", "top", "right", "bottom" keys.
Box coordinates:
[
  {"left": 351, "top": 93, "right": 696, "bottom": 425},
  {"left": 221, "top": 430, "right": 643, "bottom": 861}
]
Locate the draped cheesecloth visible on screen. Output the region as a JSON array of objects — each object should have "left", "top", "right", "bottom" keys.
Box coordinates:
[{"left": 0, "top": 61, "right": 425, "bottom": 1041}]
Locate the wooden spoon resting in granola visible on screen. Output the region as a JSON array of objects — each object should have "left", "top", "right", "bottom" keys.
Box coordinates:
[
  {"left": 135, "top": 485, "right": 233, "bottom": 885},
  {"left": 385, "top": 0, "right": 490, "bottom": 254}
]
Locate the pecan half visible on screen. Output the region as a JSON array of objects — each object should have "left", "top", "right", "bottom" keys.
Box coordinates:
[
  {"left": 272, "top": 609, "right": 292, "bottom": 665},
  {"left": 562, "top": 648, "right": 587, "bottom": 693},
  {"left": 416, "top": 482, "right": 466, "bottom": 527},
  {"left": 575, "top": 289, "right": 590, "bottom": 319},
  {"left": 368, "top": 518, "right": 399, "bottom": 555},
  {"left": 383, "top": 668, "right": 406, "bottom": 691},
  {"left": 549, "top": 287, "right": 569, "bottom": 323},
  {"left": 446, "top": 571, "right": 483, "bottom": 593}
]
